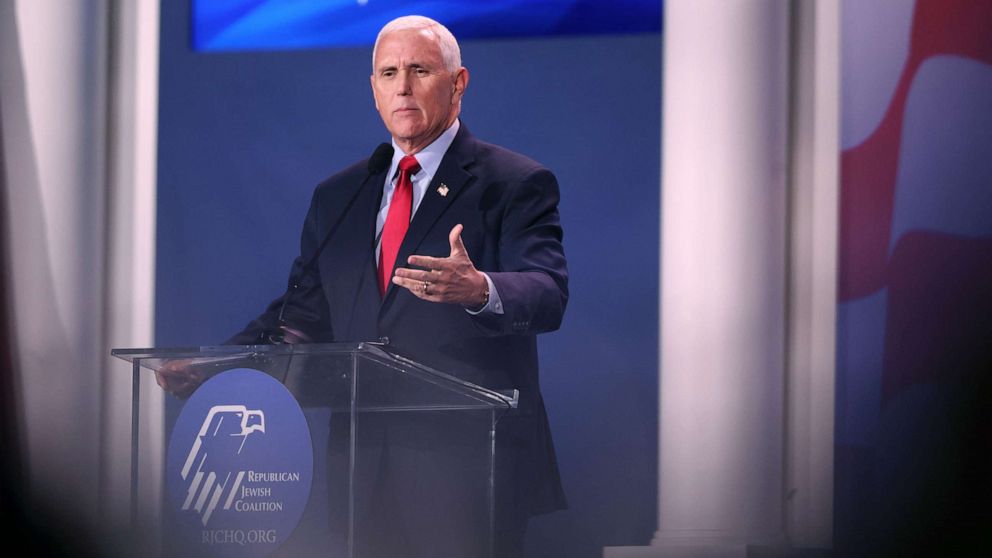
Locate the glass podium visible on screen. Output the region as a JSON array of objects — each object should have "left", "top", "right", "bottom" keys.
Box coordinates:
[{"left": 112, "top": 342, "right": 517, "bottom": 558}]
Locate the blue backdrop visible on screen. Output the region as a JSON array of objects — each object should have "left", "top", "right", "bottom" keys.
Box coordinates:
[
  {"left": 193, "top": 0, "right": 662, "bottom": 50},
  {"left": 156, "top": 3, "right": 661, "bottom": 556}
]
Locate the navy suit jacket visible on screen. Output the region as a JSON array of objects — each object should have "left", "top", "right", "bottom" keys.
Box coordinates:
[{"left": 229, "top": 123, "right": 568, "bottom": 515}]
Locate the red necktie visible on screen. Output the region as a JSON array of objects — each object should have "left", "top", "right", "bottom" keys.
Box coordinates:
[{"left": 378, "top": 155, "right": 421, "bottom": 296}]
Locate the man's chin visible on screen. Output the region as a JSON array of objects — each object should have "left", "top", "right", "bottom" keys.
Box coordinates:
[
  {"left": 391, "top": 131, "right": 429, "bottom": 152},
  {"left": 390, "top": 123, "right": 425, "bottom": 138}
]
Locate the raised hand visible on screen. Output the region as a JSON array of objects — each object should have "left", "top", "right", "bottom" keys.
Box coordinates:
[{"left": 392, "top": 224, "right": 489, "bottom": 309}]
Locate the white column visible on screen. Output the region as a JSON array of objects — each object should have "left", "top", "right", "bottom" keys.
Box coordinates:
[
  {"left": 655, "top": 0, "right": 790, "bottom": 551},
  {"left": 784, "top": 0, "right": 838, "bottom": 549},
  {"left": 101, "top": 0, "right": 162, "bottom": 544},
  {"left": 1, "top": 0, "right": 109, "bottom": 528},
  {"left": 606, "top": 0, "right": 840, "bottom": 556},
  {"left": 2, "top": 0, "right": 162, "bottom": 544},
  {"left": 607, "top": 1, "right": 791, "bottom": 556}
]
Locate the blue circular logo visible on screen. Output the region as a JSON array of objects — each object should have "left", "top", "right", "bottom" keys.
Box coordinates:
[{"left": 165, "top": 368, "right": 313, "bottom": 557}]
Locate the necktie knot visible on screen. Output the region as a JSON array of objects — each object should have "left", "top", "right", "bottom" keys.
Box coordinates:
[{"left": 398, "top": 155, "right": 421, "bottom": 175}]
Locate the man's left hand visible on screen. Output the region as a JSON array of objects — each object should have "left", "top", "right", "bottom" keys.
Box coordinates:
[{"left": 393, "top": 224, "right": 488, "bottom": 308}]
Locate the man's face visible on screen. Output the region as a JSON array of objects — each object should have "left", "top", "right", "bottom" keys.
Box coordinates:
[{"left": 371, "top": 28, "right": 468, "bottom": 154}]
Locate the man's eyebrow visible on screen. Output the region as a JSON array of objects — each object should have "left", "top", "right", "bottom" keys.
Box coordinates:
[
  {"left": 376, "top": 61, "right": 434, "bottom": 74},
  {"left": 392, "top": 61, "right": 431, "bottom": 69}
]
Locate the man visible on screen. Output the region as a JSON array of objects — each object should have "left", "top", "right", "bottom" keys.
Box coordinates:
[{"left": 158, "top": 15, "right": 567, "bottom": 557}]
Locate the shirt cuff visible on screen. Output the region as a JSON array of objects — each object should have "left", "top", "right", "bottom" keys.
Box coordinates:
[{"left": 465, "top": 272, "right": 504, "bottom": 315}]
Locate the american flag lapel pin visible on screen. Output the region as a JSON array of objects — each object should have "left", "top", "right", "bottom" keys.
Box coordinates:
[{"left": 437, "top": 183, "right": 449, "bottom": 197}]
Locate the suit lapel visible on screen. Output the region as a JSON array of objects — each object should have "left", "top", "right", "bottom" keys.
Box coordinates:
[{"left": 380, "top": 128, "right": 477, "bottom": 307}]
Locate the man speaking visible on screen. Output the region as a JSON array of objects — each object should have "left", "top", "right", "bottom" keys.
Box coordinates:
[{"left": 158, "top": 14, "right": 567, "bottom": 557}]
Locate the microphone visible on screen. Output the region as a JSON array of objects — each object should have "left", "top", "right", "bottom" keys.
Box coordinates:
[
  {"left": 267, "top": 143, "right": 394, "bottom": 344},
  {"left": 366, "top": 142, "right": 394, "bottom": 175}
]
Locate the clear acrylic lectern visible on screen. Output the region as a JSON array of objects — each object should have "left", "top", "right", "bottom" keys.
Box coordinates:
[{"left": 111, "top": 342, "right": 517, "bottom": 558}]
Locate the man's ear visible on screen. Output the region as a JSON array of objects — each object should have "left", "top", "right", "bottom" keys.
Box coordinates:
[{"left": 452, "top": 67, "right": 469, "bottom": 105}]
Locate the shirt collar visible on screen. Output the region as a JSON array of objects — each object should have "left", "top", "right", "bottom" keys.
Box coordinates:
[{"left": 387, "top": 119, "right": 460, "bottom": 181}]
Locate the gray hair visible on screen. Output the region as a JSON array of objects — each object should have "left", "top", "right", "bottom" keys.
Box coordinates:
[{"left": 372, "top": 15, "right": 462, "bottom": 73}]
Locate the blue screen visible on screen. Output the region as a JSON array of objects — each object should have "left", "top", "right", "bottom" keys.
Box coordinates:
[{"left": 194, "top": 0, "right": 662, "bottom": 51}]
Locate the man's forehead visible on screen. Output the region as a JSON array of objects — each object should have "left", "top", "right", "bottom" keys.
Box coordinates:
[{"left": 374, "top": 28, "right": 442, "bottom": 64}]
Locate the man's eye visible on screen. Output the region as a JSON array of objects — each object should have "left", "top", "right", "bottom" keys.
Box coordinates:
[
  {"left": 381, "top": 70, "right": 396, "bottom": 78},
  {"left": 415, "top": 68, "right": 430, "bottom": 76}
]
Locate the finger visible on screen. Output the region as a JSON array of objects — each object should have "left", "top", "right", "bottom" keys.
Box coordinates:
[
  {"left": 448, "top": 224, "right": 467, "bottom": 258},
  {"left": 406, "top": 255, "right": 448, "bottom": 270},
  {"left": 392, "top": 275, "right": 438, "bottom": 301},
  {"left": 395, "top": 275, "right": 450, "bottom": 303},
  {"left": 393, "top": 267, "right": 435, "bottom": 282}
]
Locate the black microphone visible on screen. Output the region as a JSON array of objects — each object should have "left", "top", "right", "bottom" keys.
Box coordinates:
[
  {"left": 267, "top": 143, "right": 394, "bottom": 344},
  {"left": 366, "top": 142, "right": 395, "bottom": 176}
]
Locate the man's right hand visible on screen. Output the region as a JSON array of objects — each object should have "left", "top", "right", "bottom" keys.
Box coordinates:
[{"left": 154, "top": 359, "right": 203, "bottom": 399}]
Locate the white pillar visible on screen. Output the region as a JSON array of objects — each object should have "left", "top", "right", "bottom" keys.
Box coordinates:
[
  {"left": 1, "top": 0, "right": 162, "bottom": 544},
  {"left": 607, "top": 1, "right": 790, "bottom": 555},
  {"left": 1, "top": 0, "right": 109, "bottom": 528},
  {"left": 101, "top": 0, "right": 162, "bottom": 543},
  {"left": 655, "top": 0, "right": 790, "bottom": 551},
  {"left": 784, "top": 0, "right": 838, "bottom": 549},
  {"left": 607, "top": 1, "right": 840, "bottom": 556}
]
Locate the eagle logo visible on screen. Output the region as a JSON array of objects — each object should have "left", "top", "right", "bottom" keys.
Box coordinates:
[{"left": 179, "top": 405, "right": 266, "bottom": 526}]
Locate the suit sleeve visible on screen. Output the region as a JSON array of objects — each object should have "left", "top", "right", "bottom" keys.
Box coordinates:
[
  {"left": 224, "top": 190, "right": 334, "bottom": 345},
  {"left": 471, "top": 167, "right": 568, "bottom": 336}
]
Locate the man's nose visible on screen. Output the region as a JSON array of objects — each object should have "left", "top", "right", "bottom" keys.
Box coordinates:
[{"left": 398, "top": 69, "right": 413, "bottom": 95}]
